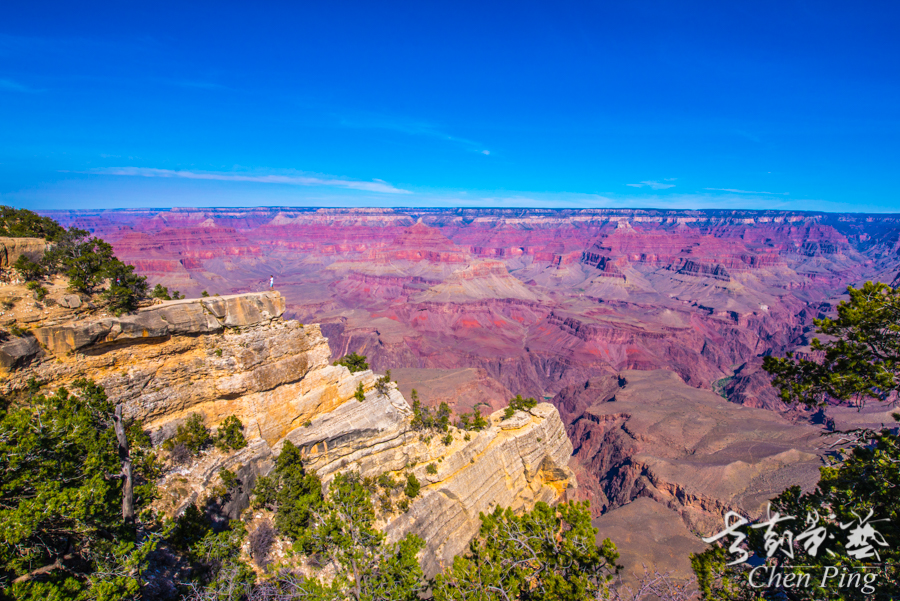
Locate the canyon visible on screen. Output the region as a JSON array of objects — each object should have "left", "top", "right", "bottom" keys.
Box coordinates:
[{"left": 32, "top": 207, "right": 900, "bottom": 578}]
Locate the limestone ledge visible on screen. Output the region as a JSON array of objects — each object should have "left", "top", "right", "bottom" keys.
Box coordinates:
[
  {"left": 281, "top": 396, "right": 574, "bottom": 575},
  {"left": 32, "top": 292, "right": 285, "bottom": 356},
  {"left": 0, "top": 293, "right": 352, "bottom": 443}
]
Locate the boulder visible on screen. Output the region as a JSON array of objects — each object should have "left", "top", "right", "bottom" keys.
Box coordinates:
[
  {"left": 0, "top": 335, "right": 42, "bottom": 374},
  {"left": 58, "top": 294, "right": 82, "bottom": 309}
]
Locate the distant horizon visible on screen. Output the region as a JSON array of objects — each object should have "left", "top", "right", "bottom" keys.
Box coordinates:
[{"left": 33, "top": 205, "right": 900, "bottom": 216}]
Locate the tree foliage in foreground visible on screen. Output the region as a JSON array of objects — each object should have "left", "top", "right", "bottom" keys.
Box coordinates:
[
  {"left": 0, "top": 376, "right": 630, "bottom": 601},
  {"left": 0, "top": 379, "right": 157, "bottom": 600},
  {"left": 308, "top": 471, "right": 427, "bottom": 601},
  {"left": 692, "top": 418, "right": 900, "bottom": 601},
  {"left": 250, "top": 440, "right": 323, "bottom": 549},
  {"left": 693, "top": 280, "right": 900, "bottom": 600},
  {"left": 763, "top": 281, "right": 900, "bottom": 409},
  {"left": 434, "top": 501, "right": 620, "bottom": 601}
]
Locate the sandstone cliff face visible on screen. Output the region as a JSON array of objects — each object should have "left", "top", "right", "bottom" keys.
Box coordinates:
[
  {"left": 1, "top": 292, "right": 574, "bottom": 573},
  {"left": 280, "top": 390, "right": 572, "bottom": 574},
  {"left": 0, "top": 236, "right": 48, "bottom": 268}
]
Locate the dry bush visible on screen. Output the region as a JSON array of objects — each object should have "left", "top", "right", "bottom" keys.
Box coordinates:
[
  {"left": 610, "top": 565, "right": 698, "bottom": 601},
  {"left": 169, "top": 442, "right": 192, "bottom": 465},
  {"left": 249, "top": 520, "right": 276, "bottom": 569}
]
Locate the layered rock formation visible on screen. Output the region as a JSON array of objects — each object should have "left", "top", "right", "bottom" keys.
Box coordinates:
[
  {"left": 39, "top": 207, "right": 900, "bottom": 419},
  {"left": 281, "top": 391, "right": 573, "bottom": 574},
  {"left": 560, "top": 370, "right": 823, "bottom": 526},
  {"left": 0, "top": 291, "right": 574, "bottom": 573},
  {"left": 559, "top": 369, "right": 826, "bottom": 580},
  {"left": 34, "top": 207, "right": 900, "bottom": 576}
]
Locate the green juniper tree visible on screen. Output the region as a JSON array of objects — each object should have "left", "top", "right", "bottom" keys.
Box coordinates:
[
  {"left": 334, "top": 352, "right": 369, "bottom": 373},
  {"left": 250, "top": 440, "right": 323, "bottom": 549},
  {"left": 12, "top": 255, "right": 44, "bottom": 282},
  {"left": 433, "top": 501, "right": 620, "bottom": 601},
  {"left": 693, "top": 281, "right": 900, "bottom": 600},
  {"left": 214, "top": 415, "right": 247, "bottom": 451},
  {"left": 0, "top": 206, "right": 66, "bottom": 241},
  {"left": 763, "top": 281, "right": 900, "bottom": 410},
  {"left": 0, "top": 380, "right": 157, "bottom": 600},
  {"left": 309, "top": 471, "right": 427, "bottom": 601},
  {"left": 503, "top": 394, "right": 537, "bottom": 420},
  {"left": 101, "top": 261, "right": 148, "bottom": 316},
  {"left": 41, "top": 228, "right": 115, "bottom": 295}
]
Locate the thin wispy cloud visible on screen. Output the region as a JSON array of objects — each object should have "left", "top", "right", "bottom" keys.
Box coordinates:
[
  {"left": 0, "top": 78, "right": 37, "bottom": 93},
  {"left": 339, "top": 114, "right": 491, "bottom": 156},
  {"left": 83, "top": 167, "right": 410, "bottom": 194},
  {"left": 705, "top": 188, "right": 789, "bottom": 196},
  {"left": 626, "top": 179, "right": 676, "bottom": 190}
]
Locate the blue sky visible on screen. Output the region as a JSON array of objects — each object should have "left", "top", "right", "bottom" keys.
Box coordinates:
[{"left": 1, "top": 1, "right": 898, "bottom": 212}]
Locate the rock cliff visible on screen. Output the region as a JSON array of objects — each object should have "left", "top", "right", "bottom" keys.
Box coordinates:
[
  {"left": 0, "top": 291, "right": 574, "bottom": 574},
  {"left": 0, "top": 236, "right": 48, "bottom": 268}
]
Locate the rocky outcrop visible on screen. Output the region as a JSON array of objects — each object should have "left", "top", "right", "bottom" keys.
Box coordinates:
[
  {"left": 0, "top": 236, "right": 48, "bottom": 267},
  {"left": 0, "top": 335, "right": 41, "bottom": 375},
  {"left": 277, "top": 387, "right": 572, "bottom": 574},
  {"left": 32, "top": 292, "right": 284, "bottom": 356},
  {"left": 388, "top": 403, "right": 573, "bottom": 575},
  {"left": 2, "top": 291, "right": 574, "bottom": 574}
]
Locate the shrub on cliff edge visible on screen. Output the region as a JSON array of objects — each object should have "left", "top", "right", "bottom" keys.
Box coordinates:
[
  {"left": 503, "top": 394, "right": 537, "bottom": 420},
  {"left": 13, "top": 255, "right": 44, "bottom": 282},
  {"left": 0, "top": 206, "right": 66, "bottom": 241},
  {"left": 433, "top": 501, "right": 620, "bottom": 601},
  {"left": 249, "top": 440, "right": 323, "bottom": 549},
  {"left": 334, "top": 352, "right": 369, "bottom": 373},
  {"left": 163, "top": 413, "right": 211, "bottom": 455}
]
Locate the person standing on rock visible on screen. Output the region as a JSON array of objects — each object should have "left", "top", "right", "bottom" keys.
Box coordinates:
[{"left": 269, "top": 275, "right": 274, "bottom": 290}]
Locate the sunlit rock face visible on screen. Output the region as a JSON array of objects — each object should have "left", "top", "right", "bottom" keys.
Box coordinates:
[
  {"left": 1, "top": 292, "right": 573, "bottom": 574},
  {"left": 0, "top": 236, "right": 48, "bottom": 267}
]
